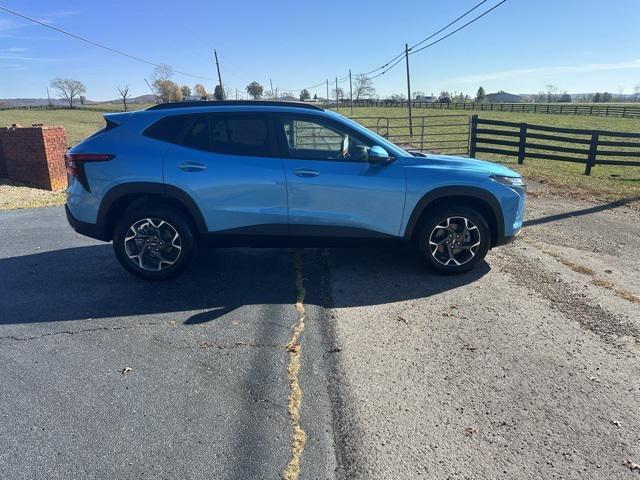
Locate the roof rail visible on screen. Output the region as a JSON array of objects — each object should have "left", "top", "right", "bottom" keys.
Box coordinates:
[{"left": 146, "top": 100, "right": 324, "bottom": 111}]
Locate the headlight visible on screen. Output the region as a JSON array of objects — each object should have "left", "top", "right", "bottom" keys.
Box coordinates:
[{"left": 490, "top": 175, "right": 525, "bottom": 188}]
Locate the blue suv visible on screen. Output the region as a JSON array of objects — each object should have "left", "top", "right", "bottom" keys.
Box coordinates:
[{"left": 65, "top": 101, "right": 525, "bottom": 280}]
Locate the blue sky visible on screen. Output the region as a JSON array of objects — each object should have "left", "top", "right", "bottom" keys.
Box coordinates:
[{"left": 1, "top": 0, "right": 639, "bottom": 100}]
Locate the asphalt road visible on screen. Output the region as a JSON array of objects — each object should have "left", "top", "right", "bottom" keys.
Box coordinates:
[
  {"left": 1, "top": 185, "right": 639, "bottom": 479},
  {"left": 0, "top": 207, "right": 335, "bottom": 480}
]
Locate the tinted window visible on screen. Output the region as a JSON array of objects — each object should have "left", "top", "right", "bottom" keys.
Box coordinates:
[
  {"left": 183, "top": 115, "right": 210, "bottom": 151},
  {"left": 174, "top": 113, "right": 272, "bottom": 157},
  {"left": 143, "top": 115, "right": 192, "bottom": 143},
  {"left": 209, "top": 115, "right": 271, "bottom": 157},
  {"left": 280, "top": 116, "right": 370, "bottom": 161}
]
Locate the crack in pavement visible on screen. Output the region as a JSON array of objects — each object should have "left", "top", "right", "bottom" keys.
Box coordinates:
[
  {"left": 0, "top": 321, "right": 168, "bottom": 342},
  {"left": 283, "top": 249, "right": 307, "bottom": 480}
]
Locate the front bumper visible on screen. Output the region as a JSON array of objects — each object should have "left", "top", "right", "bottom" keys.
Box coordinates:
[{"left": 65, "top": 204, "right": 109, "bottom": 241}]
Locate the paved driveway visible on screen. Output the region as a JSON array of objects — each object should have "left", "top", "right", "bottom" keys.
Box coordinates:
[{"left": 2, "top": 185, "right": 639, "bottom": 479}]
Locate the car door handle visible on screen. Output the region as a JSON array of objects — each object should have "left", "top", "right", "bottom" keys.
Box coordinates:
[
  {"left": 177, "top": 161, "right": 207, "bottom": 172},
  {"left": 293, "top": 168, "right": 320, "bottom": 178}
]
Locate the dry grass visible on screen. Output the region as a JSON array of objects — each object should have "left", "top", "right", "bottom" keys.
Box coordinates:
[
  {"left": 283, "top": 250, "right": 307, "bottom": 480},
  {"left": 0, "top": 178, "right": 65, "bottom": 210}
]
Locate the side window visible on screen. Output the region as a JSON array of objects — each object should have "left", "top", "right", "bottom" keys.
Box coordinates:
[
  {"left": 182, "top": 115, "right": 210, "bottom": 151},
  {"left": 143, "top": 115, "right": 192, "bottom": 144},
  {"left": 280, "top": 116, "right": 370, "bottom": 161},
  {"left": 209, "top": 115, "right": 271, "bottom": 157}
]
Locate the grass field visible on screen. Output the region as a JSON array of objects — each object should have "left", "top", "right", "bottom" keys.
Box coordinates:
[
  {"left": 337, "top": 106, "right": 640, "bottom": 202},
  {"left": 1, "top": 104, "right": 638, "bottom": 203}
]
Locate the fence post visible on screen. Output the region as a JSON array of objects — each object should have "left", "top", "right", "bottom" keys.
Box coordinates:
[
  {"left": 469, "top": 115, "right": 478, "bottom": 158},
  {"left": 420, "top": 116, "right": 425, "bottom": 152},
  {"left": 517, "top": 123, "right": 527, "bottom": 164},
  {"left": 584, "top": 133, "right": 599, "bottom": 175}
]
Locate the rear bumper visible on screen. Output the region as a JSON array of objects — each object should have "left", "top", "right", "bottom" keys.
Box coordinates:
[{"left": 65, "top": 204, "right": 109, "bottom": 241}]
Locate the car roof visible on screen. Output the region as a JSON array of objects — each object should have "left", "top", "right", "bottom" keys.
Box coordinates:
[{"left": 146, "top": 100, "right": 324, "bottom": 112}]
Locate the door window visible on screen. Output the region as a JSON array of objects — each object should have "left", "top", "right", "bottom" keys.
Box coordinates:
[
  {"left": 280, "top": 116, "right": 370, "bottom": 161},
  {"left": 179, "top": 113, "right": 273, "bottom": 157}
]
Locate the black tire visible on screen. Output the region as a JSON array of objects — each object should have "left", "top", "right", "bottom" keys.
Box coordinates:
[
  {"left": 113, "top": 204, "right": 197, "bottom": 280},
  {"left": 416, "top": 205, "right": 490, "bottom": 275}
]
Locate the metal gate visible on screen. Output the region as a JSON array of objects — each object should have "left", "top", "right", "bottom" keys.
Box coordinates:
[{"left": 350, "top": 114, "right": 470, "bottom": 155}]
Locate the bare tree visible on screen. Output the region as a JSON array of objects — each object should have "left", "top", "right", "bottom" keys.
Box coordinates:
[
  {"left": 332, "top": 87, "right": 345, "bottom": 100},
  {"left": 50, "top": 78, "right": 86, "bottom": 108},
  {"left": 353, "top": 74, "right": 376, "bottom": 100},
  {"left": 152, "top": 64, "right": 174, "bottom": 83},
  {"left": 180, "top": 85, "right": 191, "bottom": 98},
  {"left": 545, "top": 84, "right": 558, "bottom": 102},
  {"left": 617, "top": 85, "right": 625, "bottom": 102},
  {"left": 634, "top": 83, "right": 640, "bottom": 103},
  {"left": 117, "top": 84, "right": 131, "bottom": 111}
]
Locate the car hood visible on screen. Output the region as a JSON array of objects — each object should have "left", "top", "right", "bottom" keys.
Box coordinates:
[{"left": 400, "top": 153, "right": 521, "bottom": 177}]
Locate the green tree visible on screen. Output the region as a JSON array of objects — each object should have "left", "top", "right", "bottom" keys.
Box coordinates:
[
  {"left": 559, "top": 92, "right": 572, "bottom": 102},
  {"left": 594, "top": 92, "right": 602, "bottom": 103},
  {"left": 214, "top": 84, "right": 224, "bottom": 101},
  {"left": 299, "top": 89, "right": 311, "bottom": 101},
  {"left": 602, "top": 92, "right": 613, "bottom": 102},
  {"left": 475, "top": 86, "right": 486, "bottom": 102},
  {"left": 246, "top": 81, "right": 264, "bottom": 99}
]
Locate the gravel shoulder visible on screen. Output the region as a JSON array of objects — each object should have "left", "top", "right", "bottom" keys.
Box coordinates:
[{"left": 326, "top": 182, "right": 640, "bottom": 479}]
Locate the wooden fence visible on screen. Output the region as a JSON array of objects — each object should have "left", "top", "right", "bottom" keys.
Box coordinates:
[
  {"left": 332, "top": 100, "right": 640, "bottom": 118},
  {"left": 469, "top": 115, "right": 640, "bottom": 175}
]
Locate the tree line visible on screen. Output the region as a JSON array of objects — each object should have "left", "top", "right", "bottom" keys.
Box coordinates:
[{"left": 47, "top": 71, "right": 640, "bottom": 110}]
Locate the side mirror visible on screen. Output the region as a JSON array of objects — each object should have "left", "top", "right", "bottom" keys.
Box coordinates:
[{"left": 368, "top": 145, "right": 392, "bottom": 164}]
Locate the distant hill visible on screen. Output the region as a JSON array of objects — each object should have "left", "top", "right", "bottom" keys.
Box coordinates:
[{"left": 0, "top": 94, "right": 157, "bottom": 108}]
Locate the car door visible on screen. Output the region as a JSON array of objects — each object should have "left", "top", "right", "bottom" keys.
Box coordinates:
[
  {"left": 163, "top": 112, "right": 288, "bottom": 235},
  {"left": 275, "top": 113, "right": 406, "bottom": 238}
]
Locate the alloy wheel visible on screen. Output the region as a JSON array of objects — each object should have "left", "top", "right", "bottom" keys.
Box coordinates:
[
  {"left": 428, "top": 216, "right": 481, "bottom": 266},
  {"left": 124, "top": 218, "right": 182, "bottom": 271}
]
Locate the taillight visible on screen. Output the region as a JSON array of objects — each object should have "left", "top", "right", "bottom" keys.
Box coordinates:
[{"left": 65, "top": 153, "right": 115, "bottom": 191}]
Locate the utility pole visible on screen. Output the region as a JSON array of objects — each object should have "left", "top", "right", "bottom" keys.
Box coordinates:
[
  {"left": 235, "top": 88, "right": 238, "bottom": 100},
  {"left": 144, "top": 78, "right": 158, "bottom": 102},
  {"left": 326, "top": 79, "right": 329, "bottom": 106},
  {"left": 335, "top": 76, "right": 339, "bottom": 111},
  {"left": 46, "top": 87, "right": 51, "bottom": 107},
  {"left": 270, "top": 78, "right": 274, "bottom": 100},
  {"left": 214, "top": 49, "right": 224, "bottom": 100},
  {"left": 349, "top": 69, "right": 353, "bottom": 115},
  {"left": 405, "top": 43, "right": 413, "bottom": 136}
]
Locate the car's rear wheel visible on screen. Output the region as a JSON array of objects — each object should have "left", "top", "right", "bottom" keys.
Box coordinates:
[
  {"left": 113, "top": 205, "right": 197, "bottom": 280},
  {"left": 417, "top": 205, "right": 490, "bottom": 275}
]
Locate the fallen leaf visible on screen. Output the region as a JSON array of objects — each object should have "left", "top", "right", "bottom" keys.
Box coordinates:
[
  {"left": 287, "top": 343, "right": 301, "bottom": 353},
  {"left": 199, "top": 342, "right": 210, "bottom": 350},
  {"left": 121, "top": 367, "right": 132, "bottom": 375},
  {"left": 464, "top": 427, "right": 477, "bottom": 436},
  {"left": 397, "top": 315, "right": 409, "bottom": 325},
  {"left": 623, "top": 459, "right": 640, "bottom": 472}
]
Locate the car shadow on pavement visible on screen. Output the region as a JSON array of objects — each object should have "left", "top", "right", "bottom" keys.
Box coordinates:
[
  {"left": 0, "top": 244, "right": 489, "bottom": 326},
  {"left": 523, "top": 195, "right": 640, "bottom": 228}
]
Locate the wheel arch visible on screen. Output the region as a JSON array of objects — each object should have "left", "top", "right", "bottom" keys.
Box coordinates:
[
  {"left": 404, "top": 187, "right": 505, "bottom": 247},
  {"left": 98, "top": 182, "right": 207, "bottom": 240}
]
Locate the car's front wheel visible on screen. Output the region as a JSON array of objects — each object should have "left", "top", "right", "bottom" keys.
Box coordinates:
[
  {"left": 417, "top": 205, "right": 490, "bottom": 274},
  {"left": 113, "top": 205, "right": 197, "bottom": 280}
]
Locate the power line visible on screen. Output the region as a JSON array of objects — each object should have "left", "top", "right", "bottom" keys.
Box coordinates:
[
  {"left": 0, "top": 4, "right": 214, "bottom": 81},
  {"left": 352, "top": 0, "right": 491, "bottom": 79},
  {"left": 409, "top": 0, "right": 490, "bottom": 51},
  {"left": 410, "top": 1, "right": 507, "bottom": 55}
]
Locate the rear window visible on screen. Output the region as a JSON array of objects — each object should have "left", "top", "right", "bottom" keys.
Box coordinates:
[{"left": 143, "top": 115, "right": 192, "bottom": 143}]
